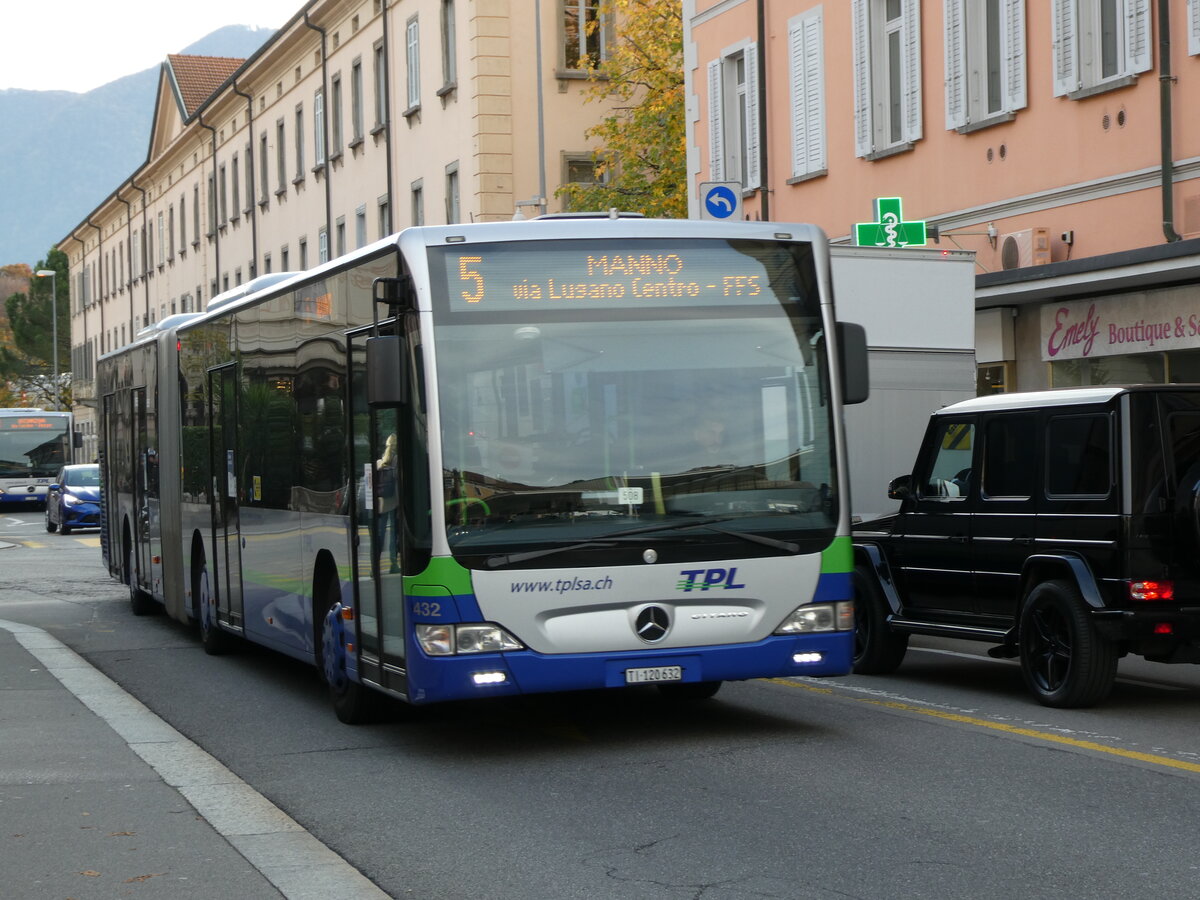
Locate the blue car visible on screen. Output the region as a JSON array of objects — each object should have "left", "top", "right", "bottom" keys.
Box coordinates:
[{"left": 45, "top": 463, "right": 101, "bottom": 535}]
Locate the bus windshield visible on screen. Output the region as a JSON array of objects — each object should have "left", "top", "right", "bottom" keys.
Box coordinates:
[
  {"left": 0, "top": 414, "right": 69, "bottom": 477},
  {"left": 430, "top": 237, "right": 836, "bottom": 562}
]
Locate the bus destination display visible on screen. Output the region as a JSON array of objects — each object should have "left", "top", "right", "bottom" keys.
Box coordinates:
[
  {"left": 437, "top": 240, "right": 804, "bottom": 313},
  {"left": 0, "top": 416, "right": 58, "bottom": 431}
]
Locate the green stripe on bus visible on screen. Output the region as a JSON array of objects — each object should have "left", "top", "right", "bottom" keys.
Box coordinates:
[
  {"left": 405, "top": 556, "right": 474, "bottom": 596},
  {"left": 821, "top": 536, "right": 852, "bottom": 574}
]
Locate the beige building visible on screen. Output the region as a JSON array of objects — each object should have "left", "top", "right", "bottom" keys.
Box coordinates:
[
  {"left": 685, "top": 0, "right": 1200, "bottom": 396},
  {"left": 62, "top": 0, "right": 616, "bottom": 457}
]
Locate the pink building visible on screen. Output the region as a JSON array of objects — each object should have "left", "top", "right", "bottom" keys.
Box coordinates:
[{"left": 685, "top": 0, "right": 1200, "bottom": 393}]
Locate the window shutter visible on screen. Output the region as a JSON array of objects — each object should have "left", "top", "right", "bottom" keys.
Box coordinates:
[
  {"left": 708, "top": 59, "right": 724, "bottom": 182},
  {"left": 1051, "top": 0, "right": 1077, "bottom": 97},
  {"left": 902, "top": 0, "right": 923, "bottom": 142},
  {"left": 790, "top": 10, "right": 826, "bottom": 177},
  {"left": 1191, "top": 0, "right": 1200, "bottom": 57},
  {"left": 744, "top": 42, "right": 761, "bottom": 190},
  {"left": 943, "top": 0, "right": 967, "bottom": 130},
  {"left": 1003, "top": 0, "right": 1027, "bottom": 112},
  {"left": 1126, "top": 0, "right": 1152, "bottom": 75},
  {"left": 851, "top": 0, "right": 872, "bottom": 157}
]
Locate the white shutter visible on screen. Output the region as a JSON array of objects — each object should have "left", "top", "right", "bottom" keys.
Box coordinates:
[
  {"left": 1051, "top": 0, "right": 1077, "bottom": 97},
  {"left": 944, "top": 0, "right": 967, "bottom": 130},
  {"left": 1191, "top": 0, "right": 1200, "bottom": 57},
  {"left": 1003, "top": 0, "right": 1027, "bottom": 112},
  {"left": 789, "top": 9, "right": 826, "bottom": 178},
  {"left": 851, "top": 0, "right": 872, "bottom": 157},
  {"left": 707, "top": 59, "right": 724, "bottom": 182},
  {"left": 902, "top": 0, "right": 923, "bottom": 142},
  {"left": 1126, "top": 0, "right": 1152, "bottom": 75},
  {"left": 744, "top": 42, "right": 761, "bottom": 190}
]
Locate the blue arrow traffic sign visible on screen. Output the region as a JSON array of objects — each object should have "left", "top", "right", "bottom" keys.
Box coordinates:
[{"left": 704, "top": 184, "right": 739, "bottom": 219}]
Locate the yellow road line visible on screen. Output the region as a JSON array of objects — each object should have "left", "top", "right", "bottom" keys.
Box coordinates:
[{"left": 770, "top": 678, "right": 1200, "bottom": 774}]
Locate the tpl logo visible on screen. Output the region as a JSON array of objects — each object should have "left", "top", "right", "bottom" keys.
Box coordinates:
[{"left": 676, "top": 567, "right": 746, "bottom": 592}]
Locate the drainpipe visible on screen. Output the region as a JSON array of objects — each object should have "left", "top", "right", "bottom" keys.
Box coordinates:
[
  {"left": 129, "top": 176, "right": 151, "bottom": 330},
  {"left": 1159, "top": 0, "right": 1181, "bottom": 242},
  {"left": 535, "top": 0, "right": 547, "bottom": 216},
  {"left": 381, "top": 0, "right": 394, "bottom": 233},
  {"left": 198, "top": 114, "right": 221, "bottom": 287},
  {"left": 232, "top": 78, "right": 260, "bottom": 273},
  {"left": 756, "top": 0, "right": 769, "bottom": 221},
  {"left": 303, "top": 10, "right": 335, "bottom": 245}
]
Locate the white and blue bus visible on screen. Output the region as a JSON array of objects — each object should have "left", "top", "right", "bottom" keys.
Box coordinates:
[
  {"left": 97, "top": 217, "right": 869, "bottom": 722},
  {"left": 0, "top": 408, "right": 72, "bottom": 508}
]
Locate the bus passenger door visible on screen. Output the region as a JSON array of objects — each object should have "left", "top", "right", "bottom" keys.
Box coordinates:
[
  {"left": 132, "top": 388, "right": 154, "bottom": 594},
  {"left": 348, "top": 326, "right": 405, "bottom": 692},
  {"left": 209, "top": 365, "right": 244, "bottom": 630}
]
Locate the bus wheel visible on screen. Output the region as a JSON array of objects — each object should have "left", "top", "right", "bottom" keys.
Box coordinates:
[
  {"left": 127, "top": 542, "right": 155, "bottom": 617},
  {"left": 195, "top": 561, "right": 230, "bottom": 655},
  {"left": 657, "top": 681, "right": 722, "bottom": 701},
  {"left": 319, "top": 580, "right": 377, "bottom": 725}
]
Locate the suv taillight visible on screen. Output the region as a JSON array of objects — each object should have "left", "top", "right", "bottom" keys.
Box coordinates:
[{"left": 1129, "top": 580, "right": 1174, "bottom": 601}]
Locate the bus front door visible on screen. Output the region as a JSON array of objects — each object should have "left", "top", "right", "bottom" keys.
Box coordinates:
[{"left": 209, "top": 365, "right": 244, "bottom": 630}]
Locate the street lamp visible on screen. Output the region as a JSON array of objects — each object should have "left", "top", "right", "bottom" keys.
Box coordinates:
[{"left": 35, "top": 269, "right": 57, "bottom": 411}]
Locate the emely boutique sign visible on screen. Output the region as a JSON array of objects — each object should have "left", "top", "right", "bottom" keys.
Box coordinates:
[{"left": 1041, "top": 289, "right": 1200, "bottom": 361}]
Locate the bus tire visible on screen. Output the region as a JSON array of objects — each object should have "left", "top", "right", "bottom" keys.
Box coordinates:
[
  {"left": 851, "top": 564, "right": 908, "bottom": 675},
  {"left": 195, "top": 560, "right": 230, "bottom": 655},
  {"left": 657, "top": 680, "right": 722, "bottom": 701},
  {"left": 1018, "top": 579, "right": 1117, "bottom": 708},
  {"left": 126, "top": 540, "right": 155, "bottom": 617},
  {"left": 318, "top": 577, "right": 377, "bottom": 725}
]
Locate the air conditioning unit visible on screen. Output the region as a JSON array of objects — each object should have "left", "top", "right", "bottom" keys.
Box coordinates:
[{"left": 999, "top": 227, "right": 1052, "bottom": 269}]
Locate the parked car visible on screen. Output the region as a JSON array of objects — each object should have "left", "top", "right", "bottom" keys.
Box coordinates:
[
  {"left": 45, "top": 463, "right": 101, "bottom": 534},
  {"left": 852, "top": 386, "right": 1200, "bottom": 708}
]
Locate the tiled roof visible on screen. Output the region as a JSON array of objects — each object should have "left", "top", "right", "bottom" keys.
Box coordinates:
[{"left": 166, "top": 55, "right": 245, "bottom": 116}]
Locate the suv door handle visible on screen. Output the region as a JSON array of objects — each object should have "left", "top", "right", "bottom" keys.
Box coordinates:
[
  {"left": 1013, "top": 536, "right": 1034, "bottom": 545},
  {"left": 949, "top": 534, "right": 968, "bottom": 543}
]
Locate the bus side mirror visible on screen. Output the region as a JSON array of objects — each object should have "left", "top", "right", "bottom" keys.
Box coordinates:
[
  {"left": 366, "top": 335, "right": 409, "bottom": 408},
  {"left": 838, "top": 322, "right": 870, "bottom": 405}
]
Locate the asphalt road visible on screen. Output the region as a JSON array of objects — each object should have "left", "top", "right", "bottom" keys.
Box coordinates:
[{"left": 4, "top": 510, "right": 1200, "bottom": 900}]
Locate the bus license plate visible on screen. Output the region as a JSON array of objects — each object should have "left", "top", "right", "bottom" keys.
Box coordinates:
[{"left": 625, "top": 665, "right": 682, "bottom": 684}]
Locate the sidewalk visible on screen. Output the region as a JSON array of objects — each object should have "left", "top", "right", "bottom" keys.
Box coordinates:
[{"left": 0, "top": 620, "right": 390, "bottom": 900}]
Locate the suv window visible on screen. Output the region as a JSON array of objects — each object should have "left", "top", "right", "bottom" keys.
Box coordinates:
[
  {"left": 981, "top": 415, "right": 1036, "bottom": 499},
  {"left": 1046, "top": 414, "right": 1110, "bottom": 497},
  {"left": 918, "top": 420, "right": 973, "bottom": 499}
]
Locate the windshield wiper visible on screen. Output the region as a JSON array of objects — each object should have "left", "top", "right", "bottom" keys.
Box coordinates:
[{"left": 484, "top": 516, "right": 798, "bottom": 568}]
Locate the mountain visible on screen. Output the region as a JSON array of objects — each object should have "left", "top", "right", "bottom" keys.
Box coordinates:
[{"left": 0, "top": 26, "right": 276, "bottom": 270}]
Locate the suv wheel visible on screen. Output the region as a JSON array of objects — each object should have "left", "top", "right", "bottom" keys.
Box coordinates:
[
  {"left": 1018, "top": 579, "right": 1117, "bottom": 708},
  {"left": 852, "top": 564, "right": 909, "bottom": 674}
]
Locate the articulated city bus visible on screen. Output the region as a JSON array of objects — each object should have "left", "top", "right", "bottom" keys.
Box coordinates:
[
  {"left": 97, "top": 217, "right": 869, "bottom": 722},
  {"left": 0, "top": 408, "right": 72, "bottom": 508}
]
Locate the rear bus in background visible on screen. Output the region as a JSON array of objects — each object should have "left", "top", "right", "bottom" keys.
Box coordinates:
[
  {"left": 0, "top": 408, "right": 72, "bottom": 509},
  {"left": 97, "top": 218, "right": 868, "bottom": 722}
]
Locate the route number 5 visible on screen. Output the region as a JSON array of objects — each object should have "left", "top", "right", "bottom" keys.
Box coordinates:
[{"left": 458, "top": 256, "right": 484, "bottom": 303}]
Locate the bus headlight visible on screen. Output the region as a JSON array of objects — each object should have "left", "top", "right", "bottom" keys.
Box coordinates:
[
  {"left": 775, "top": 601, "right": 855, "bottom": 634},
  {"left": 415, "top": 623, "right": 523, "bottom": 656}
]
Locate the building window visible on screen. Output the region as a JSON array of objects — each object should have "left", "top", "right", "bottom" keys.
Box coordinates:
[
  {"left": 319, "top": 226, "right": 329, "bottom": 263},
  {"left": 562, "top": 0, "right": 610, "bottom": 70},
  {"left": 331, "top": 74, "right": 344, "bottom": 153},
  {"left": 299, "top": 237, "right": 308, "bottom": 270},
  {"left": 945, "top": 0, "right": 1027, "bottom": 130},
  {"left": 378, "top": 194, "right": 390, "bottom": 239},
  {"left": 356, "top": 204, "right": 367, "bottom": 248},
  {"left": 168, "top": 205, "right": 176, "bottom": 259},
  {"left": 851, "top": 0, "right": 922, "bottom": 158},
  {"left": 295, "top": 105, "right": 305, "bottom": 179},
  {"left": 405, "top": 19, "right": 420, "bottom": 111},
  {"left": 157, "top": 211, "right": 166, "bottom": 265},
  {"left": 445, "top": 162, "right": 460, "bottom": 224},
  {"left": 788, "top": 8, "right": 827, "bottom": 179},
  {"left": 352, "top": 58, "right": 365, "bottom": 141},
  {"left": 264, "top": 252, "right": 272, "bottom": 274},
  {"left": 314, "top": 88, "right": 326, "bottom": 165},
  {"left": 193, "top": 184, "right": 201, "bottom": 241},
  {"left": 1052, "top": 0, "right": 1151, "bottom": 97},
  {"left": 219, "top": 164, "right": 228, "bottom": 224},
  {"left": 207, "top": 174, "right": 217, "bottom": 234},
  {"left": 231, "top": 155, "right": 241, "bottom": 217},
  {"left": 441, "top": 0, "right": 457, "bottom": 89},
  {"left": 706, "top": 43, "right": 760, "bottom": 188},
  {"left": 180, "top": 194, "right": 187, "bottom": 248},
  {"left": 1192, "top": 0, "right": 1200, "bottom": 57},
  {"left": 375, "top": 40, "right": 389, "bottom": 126},
  {"left": 276, "top": 120, "right": 287, "bottom": 193},
  {"left": 336, "top": 216, "right": 346, "bottom": 256},
  {"left": 563, "top": 153, "right": 608, "bottom": 187},
  {"left": 244, "top": 146, "right": 253, "bottom": 210},
  {"left": 260, "top": 133, "right": 270, "bottom": 202},
  {"left": 411, "top": 179, "right": 425, "bottom": 225},
  {"left": 281, "top": 245, "right": 290, "bottom": 270}
]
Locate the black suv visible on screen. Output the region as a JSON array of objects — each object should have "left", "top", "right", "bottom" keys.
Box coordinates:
[{"left": 852, "top": 385, "right": 1200, "bottom": 707}]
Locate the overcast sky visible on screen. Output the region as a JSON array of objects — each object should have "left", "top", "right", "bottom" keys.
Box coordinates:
[{"left": 2, "top": 1, "right": 302, "bottom": 93}]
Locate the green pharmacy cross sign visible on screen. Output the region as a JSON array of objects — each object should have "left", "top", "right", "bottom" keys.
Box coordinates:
[{"left": 854, "top": 197, "right": 929, "bottom": 248}]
